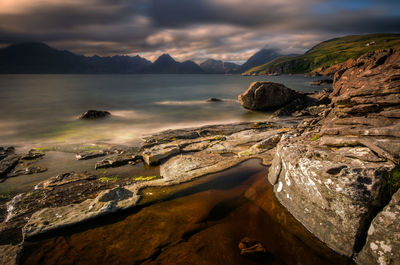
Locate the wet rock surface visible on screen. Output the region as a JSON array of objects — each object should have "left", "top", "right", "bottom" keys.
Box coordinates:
[{"left": 267, "top": 48, "right": 400, "bottom": 260}]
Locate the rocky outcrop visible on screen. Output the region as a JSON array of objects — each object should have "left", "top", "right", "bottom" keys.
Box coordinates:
[
  {"left": 267, "top": 48, "right": 400, "bottom": 259},
  {"left": 238, "top": 82, "right": 302, "bottom": 110},
  {"left": 79, "top": 110, "right": 111, "bottom": 120},
  {"left": 311, "top": 58, "right": 356, "bottom": 76},
  {"left": 356, "top": 188, "right": 400, "bottom": 265}
]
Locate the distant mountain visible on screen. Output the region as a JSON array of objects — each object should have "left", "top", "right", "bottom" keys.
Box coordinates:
[
  {"left": 200, "top": 59, "right": 241, "bottom": 74},
  {"left": 144, "top": 54, "right": 204, "bottom": 74},
  {"left": 245, "top": 33, "right": 400, "bottom": 74},
  {"left": 0, "top": 43, "right": 207, "bottom": 74},
  {"left": 240, "top": 49, "right": 281, "bottom": 72}
]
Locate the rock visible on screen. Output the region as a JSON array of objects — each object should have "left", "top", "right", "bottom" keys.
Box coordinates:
[
  {"left": 238, "top": 81, "right": 303, "bottom": 110},
  {"left": 0, "top": 147, "right": 15, "bottom": 160},
  {"left": 37, "top": 172, "right": 96, "bottom": 189},
  {"left": 267, "top": 48, "right": 400, "bottom": 258},
  {"left": 142, "top": 144, "right": 180, "bottom": 165},
  {"left": 75, "top": 151, "right": 106, "bottom": 160},
  {"left": 23, "top": 187, "right": 140, "bottom": 238},
  {"left": 0, "top": 244, "right": 19, "bottom": 265},
  {"left": 238, "top": 237, "right": 266, "bottom": 258},
  {"left": 356, "top": 189, "right": 400, "bottom": 265},
  {"left": 206, "top": 97, "right": 223, "bottom": 102},
  {"left": 0, "top": 154, "right": 20, "bottom": 178},
  {"left": 95, "top": 153, "right": 142, "bottom": 169},
  {"left": 21, "top": 150, "right": 44, "bottom": 160},
  {"left": 24, "top": 166, "right": 47, "bottom": 175},
  {"left": 142, "top": 122, "right": 279, "bottom": 149},
  {"left": 79, "top": 110, "right": 111, "bottom": 120},
  {"left": 310, "top": 79, "right": 333, "bottom": 86},
  {"left": 268, "top": 142, "right": 394, "bottom": 257}
]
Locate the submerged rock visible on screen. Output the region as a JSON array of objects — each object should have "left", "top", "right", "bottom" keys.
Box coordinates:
[
  {"left": 79, "top": 110, "right": 111, "bottom": 120},
  {"left": 238, "top": 81, "right": 302, "bottom": 110},
  {"left": 238, "top": 237, "right": 267, "bottom": 258}
]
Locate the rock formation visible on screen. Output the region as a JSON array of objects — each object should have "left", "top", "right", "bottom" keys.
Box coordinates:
[
  {"left": 238, "top": 81, "right": 303, "bottom": 110},
  {"left": 267, "top": 48, "right": 400, "bottom": 261}
]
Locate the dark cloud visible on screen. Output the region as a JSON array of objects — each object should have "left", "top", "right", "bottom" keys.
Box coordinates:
[{"left": 0, "top": 0, "right": 399, "bottom": 61}]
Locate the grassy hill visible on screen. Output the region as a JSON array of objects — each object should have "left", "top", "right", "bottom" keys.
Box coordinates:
[{"left": 245, "top": 33, "right": 400, "bottom": 74}]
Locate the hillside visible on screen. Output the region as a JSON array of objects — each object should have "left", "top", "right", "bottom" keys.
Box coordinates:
[
  {"left": 240, "top": 48, "right": 282, "bottom": 72},
  {"left": 200, "top": 59, "right": 241, "bottom": 74},
  {"left": 245, "top": 33, "right": 400, "bottom": 74}
]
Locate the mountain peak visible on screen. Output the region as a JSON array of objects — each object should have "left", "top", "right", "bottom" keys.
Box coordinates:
[{"left": 154, "top": 53, "right": 176, "bottom": 64}]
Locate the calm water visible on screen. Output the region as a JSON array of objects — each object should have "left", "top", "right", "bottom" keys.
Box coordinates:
[{"left": 0, "top": 74, "right": 325, "bottom": 146}]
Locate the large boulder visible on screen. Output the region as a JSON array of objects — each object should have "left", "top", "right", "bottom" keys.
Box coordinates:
[
  {"left": 238, "top": 82, "right": 302, "bottom": 110},
  {"left": 267, "top": 48, "right": 400, "bottom": 259}
]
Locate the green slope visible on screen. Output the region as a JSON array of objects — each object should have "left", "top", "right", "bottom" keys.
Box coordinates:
[{"left": 245, "top": 33, "right": 400, "bottom": 74}]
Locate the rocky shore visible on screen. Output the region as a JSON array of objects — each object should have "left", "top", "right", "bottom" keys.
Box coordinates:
[
  {"left": 0, "top": 48, "right": 399, "bottom": 265},
  {"left": 268, "top": 48, "right": 400, "bottom": 263}
]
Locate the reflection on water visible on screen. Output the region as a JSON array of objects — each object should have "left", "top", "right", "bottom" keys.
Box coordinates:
[
  {"left": 20, "top": 160, "right": 353, "bottom": 265},
  {"left": 0, "top": 74, "right": 327, "bottom": 146}
]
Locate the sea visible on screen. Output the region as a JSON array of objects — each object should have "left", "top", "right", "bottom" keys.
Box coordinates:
[{"left": 0, "top": 74, "right": 326, "bottom": 147}]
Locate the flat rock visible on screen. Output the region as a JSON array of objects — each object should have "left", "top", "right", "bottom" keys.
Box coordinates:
[
  {"left": 95, "top": 153, "right": 142, "bottom": 169},
  {"left": 24, "top": 187, "right": 141, "bottom": 238},
  {"left": 160, "top": 152, "right": 245, "bottom": 183},
  {"left": 142, "top": 144, "right": 180, "bottom": 165},
  {"left": 75, "top": 151, "right": 106, "bottom": 160}
]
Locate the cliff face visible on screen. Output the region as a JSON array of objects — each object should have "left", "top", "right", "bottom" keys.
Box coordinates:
[{"left": 267, "top": 48, "right": 400, "bottom": 262}]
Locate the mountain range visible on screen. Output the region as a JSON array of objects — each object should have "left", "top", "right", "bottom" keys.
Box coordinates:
[{"left": 0, "top": 42, "right": 280, "bottom": 74}]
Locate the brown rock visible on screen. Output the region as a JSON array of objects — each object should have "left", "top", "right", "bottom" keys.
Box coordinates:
[{"left": 238, "top": 81, "right": 302, "bottom": 110}]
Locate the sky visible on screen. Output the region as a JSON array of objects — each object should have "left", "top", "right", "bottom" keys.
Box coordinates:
[{"left": 0, "top": 0, "right": 399, "bottom": 63}]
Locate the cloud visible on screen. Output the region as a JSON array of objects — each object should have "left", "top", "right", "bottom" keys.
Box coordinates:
[{"left": 0, "top": 0, "right": 399, "bottom": 62}]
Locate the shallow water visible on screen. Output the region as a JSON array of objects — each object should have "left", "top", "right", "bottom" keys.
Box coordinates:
[
  {"left": 20, "top": 160, "right": 353, "bottom": 265},
  {"left": 0, "top": 74, "right": 326, "bottom": 146}
]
